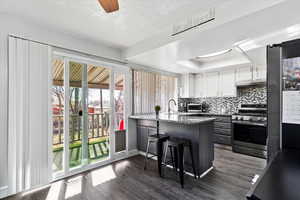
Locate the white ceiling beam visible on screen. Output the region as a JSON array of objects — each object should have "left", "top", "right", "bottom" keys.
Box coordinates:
[{"left": 123, "top": 0, "right": 285, "bottom": 59}]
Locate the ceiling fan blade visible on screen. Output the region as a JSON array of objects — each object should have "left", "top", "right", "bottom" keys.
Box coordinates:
[{"left": 98, "top": 0, "right": 119, "bottom": 13}]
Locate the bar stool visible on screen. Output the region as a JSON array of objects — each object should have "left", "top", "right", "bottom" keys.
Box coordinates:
[
  {"left": 144, "top": 133, "right": 169, "bottom": 174},
  {"left": 163, "top": 137, "right": 197, "bottom": 188}
]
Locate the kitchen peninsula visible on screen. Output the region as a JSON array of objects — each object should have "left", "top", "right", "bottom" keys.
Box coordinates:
[{"left": 129, "top": 113, "right": 216, "bottom": 177}]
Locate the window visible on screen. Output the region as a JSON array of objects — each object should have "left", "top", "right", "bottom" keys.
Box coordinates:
[{"left": 133, "top": 70, "right": 178, "bottom": 114}]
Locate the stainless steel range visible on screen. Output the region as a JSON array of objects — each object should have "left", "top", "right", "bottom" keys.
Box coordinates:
[{"left": 232, "top": 104, "right": 267, "bottom": 158}]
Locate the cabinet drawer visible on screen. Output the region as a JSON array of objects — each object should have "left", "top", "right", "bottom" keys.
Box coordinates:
[
  {"left": 214, "top": 134, "right": 231, "bottom": 145},
  {"left": 137, "top": 126, "right": 148, "bottom": 152},
  {"left": 214, "top": 128, "right": 232, "bottom": 136},
  {"left": 214, "top": 122, "right": 231, "bottom": 129},
  {"left": 137, "top": 120, "right": 157, "bottom": 127}
]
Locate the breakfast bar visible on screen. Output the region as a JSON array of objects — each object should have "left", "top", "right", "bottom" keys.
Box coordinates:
[{"left": 129, "top": 113, "right": 216, "bottom": 177}]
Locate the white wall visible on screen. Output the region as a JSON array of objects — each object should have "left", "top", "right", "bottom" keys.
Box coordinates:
[
  {"left": 0, "top": 29, "right": 8, "bottom": 198},
  {"left": 0, "top": 13, "right": 122, "bottom": 197},
  {"left": 0, "top": 14, "right": 122, "bottom": 60}
]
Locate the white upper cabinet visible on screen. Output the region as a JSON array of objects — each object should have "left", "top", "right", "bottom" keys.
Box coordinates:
[
  {"left": 179, "top": 73, "right": 195, "bottom": 98},
  {"left": 253, "top": 65, "right": 266, "bottom": 80},
  {"left": 205, "top": 72, "right": 219, "bottom": 97},
  {"left": 182, "top": 64, "right": 264, "bottom": 98},
  {"left": 194, "top": 73, "right": 205, "bottom": 97},
  {"left": 236, "top": 65, "right": 252, "bottom": 82},
  {"left": 219, "top": 69, "right": 236, "bottom": 97},
  {"left": 193, "top": 69, "right": 237, "bottom": 98}
]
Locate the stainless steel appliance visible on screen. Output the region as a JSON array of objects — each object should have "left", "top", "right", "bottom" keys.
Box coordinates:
[
  {"left": 187, "top": 103, "right": 202, "bottom": 112},
  {"left": 232, "top": 104, "right": 267, "bottom": 158}
]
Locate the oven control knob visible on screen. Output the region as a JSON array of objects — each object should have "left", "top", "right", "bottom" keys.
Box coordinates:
[{"left": 256, "top": 117, "right": 260, "bottom": 121}]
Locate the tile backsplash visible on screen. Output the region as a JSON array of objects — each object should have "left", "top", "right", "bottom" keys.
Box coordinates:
[{"left": 178, "top": 85, "right": 267, "bottom": 114}]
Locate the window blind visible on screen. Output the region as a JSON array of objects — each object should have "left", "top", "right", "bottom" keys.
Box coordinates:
[
  {"left": 133, "top": 70, "right": 178, "bottom": 114},
  {"left": 8, "top": 37, "right": 51, "bottom": 195}
]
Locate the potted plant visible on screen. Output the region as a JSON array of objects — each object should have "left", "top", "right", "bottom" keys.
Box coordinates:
[
  {"left": 154, "top": 105, "right": 161, "bottom": 136},
  {"left": 155, "top": 105, "right": 161, "bottom": 118}
]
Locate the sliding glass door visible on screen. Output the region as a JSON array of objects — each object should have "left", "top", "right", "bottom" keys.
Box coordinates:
[
  {"left": 86, "top": 64, "right": 111, "bottom": 164},
  {"left": 114, "top": 73, "right": 126, "bottom": 153},
  {"left": 51, "top": 55, "right": 128, "bottom": 177}
]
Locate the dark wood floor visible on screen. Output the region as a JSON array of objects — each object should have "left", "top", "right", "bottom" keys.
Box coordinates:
[{"left": 5, "top": 145, "right": 266, "bottom": 200}]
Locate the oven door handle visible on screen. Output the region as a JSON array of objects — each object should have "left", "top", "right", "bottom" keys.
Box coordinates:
[{"left": 232, "top": 121, "right": 267, "bottom": 127}]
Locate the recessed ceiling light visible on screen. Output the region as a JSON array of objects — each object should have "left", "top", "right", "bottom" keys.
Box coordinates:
[
  {"left": 234, "top": 40, "right": 260, "bottom": 51},
  {"left": 177, "top": 60, "right": 199, "bottom": 70},
  {"left": 286, "top": 25, "right": 300, "bottom": 34},
  {"left": 196, "top": 49, "right": 232, "bottom": 59}
]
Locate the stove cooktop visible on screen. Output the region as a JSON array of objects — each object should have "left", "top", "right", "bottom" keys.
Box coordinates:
[{"left": 232, "top": 104, "right": 267, "bottom": 123}]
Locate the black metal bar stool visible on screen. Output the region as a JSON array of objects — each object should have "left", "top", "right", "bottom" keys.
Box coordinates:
[
  {"left": 163, "top": 137, "right": 197, "bottom": 188},
  {"left": 144, "top": 121, "right": 169, "bottom": 177},
  {"left": 144, "top": 134, "right": 169, "bottom": 176}
]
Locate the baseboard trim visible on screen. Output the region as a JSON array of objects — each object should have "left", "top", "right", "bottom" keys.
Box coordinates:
[
  {"left": 199, "top": 167, "right": 214, "bottom": 178},
  {"left": 0, "top": 186, "right": 8, "bottom": 199},
  {"left": 127, "top": 149, "right": 139, "bottom": 157}
]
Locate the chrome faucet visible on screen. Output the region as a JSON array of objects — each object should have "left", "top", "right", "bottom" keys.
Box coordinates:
[{"left": 168, "top": 99, "right": 177, "bottom": 113}]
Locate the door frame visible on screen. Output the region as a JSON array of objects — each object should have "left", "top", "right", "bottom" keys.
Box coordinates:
[{"left": 51, "top": 50, "right": 131, "bottom": 180}]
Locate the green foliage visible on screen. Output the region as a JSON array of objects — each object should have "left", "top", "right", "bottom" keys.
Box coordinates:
[{"left": 155, "top": 105, "right": 161, "bottom": 112}]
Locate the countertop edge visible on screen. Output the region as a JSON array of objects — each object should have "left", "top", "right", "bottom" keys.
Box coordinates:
[{"left": 129, "top": 116, "right": 216, "bottom": 125}]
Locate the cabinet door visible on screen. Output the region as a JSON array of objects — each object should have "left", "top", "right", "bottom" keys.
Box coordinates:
[
  {"left": 220, "top": 69, "right": 236, "bottom": 97},
  {"left": 236, "top": 65, "right": 252, "bottom": 82},
  {"left": 194, "top": 73, "right": 205, "bottom": 97},
  {"left": 179, "top": 74, "right": 187, "bottom": 97},
  {"left": 180, "top": 73, "right": 195, "bottom": 98},
  {"left": 205, "top": 72, "right": 219, "bottom": 97},
  {"left": 148, "top": 128, "right": 157, "bottom": 154},
  {"left": 254, "top": 65, "right": 266, "bottom": 80},
  {"left": 137, "top": 126, "right": 148, "bottom": 152}
]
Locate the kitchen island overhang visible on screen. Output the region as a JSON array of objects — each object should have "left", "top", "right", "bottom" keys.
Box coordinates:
[{"left": 128, "top": 113, "right": 216, "bottom": 178}]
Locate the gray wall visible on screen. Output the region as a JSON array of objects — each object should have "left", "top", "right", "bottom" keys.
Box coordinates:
[{"left": 266, "top": 45, "right": 281, "bottom": 162}]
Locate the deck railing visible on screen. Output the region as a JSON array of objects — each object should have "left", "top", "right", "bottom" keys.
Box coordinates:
[{"left": 52, "top": 112, "right": 124, "bottom": 145}]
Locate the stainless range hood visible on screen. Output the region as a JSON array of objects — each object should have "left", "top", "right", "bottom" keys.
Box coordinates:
[
  {"left": 234, "top": 46, "right": 266, "bottom": 87},
  {"left": 236, "top": 79, "right": 266, "bottom": 87}
]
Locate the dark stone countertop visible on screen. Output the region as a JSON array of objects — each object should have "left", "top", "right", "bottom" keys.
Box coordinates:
[
  {"left": 129, "top": 113, "right": 216, "bottom": 125},
  {"left": 177, "top": 112, "right": 233, "bottom": 117},
  {"left": 247, "top": 149, "right": 300, "bottom": 200}
]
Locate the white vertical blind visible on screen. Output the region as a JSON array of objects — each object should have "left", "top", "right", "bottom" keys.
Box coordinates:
[
  {"left": 133, "top": 70, "right": 178, "bottom": 114},
  {"left": 0, "top": 32, "right": 8, "bottom": 197},
  {"left": 8, "top": 37, "right": 51, "bottom": 195}
]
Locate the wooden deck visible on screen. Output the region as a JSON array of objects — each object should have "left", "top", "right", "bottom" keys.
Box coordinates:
[{"left": 53, "top": 138, "right": 109, "bottom": 171}]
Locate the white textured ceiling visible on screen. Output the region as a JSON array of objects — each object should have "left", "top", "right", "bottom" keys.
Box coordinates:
[
  {"left": 1, "top": 0, "right": 297, "bottom": 74},
  {"left": 126, "top": 0, "right": 300, "bottom": 73},
  {"left": 0, "top": 0, "right": 227, "bottom": 48}
]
